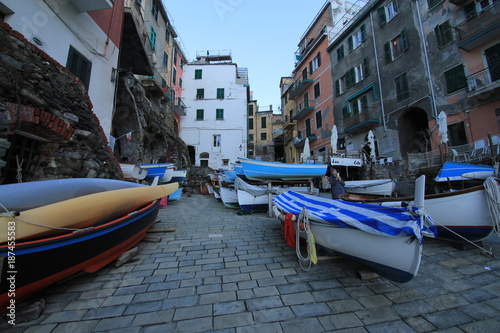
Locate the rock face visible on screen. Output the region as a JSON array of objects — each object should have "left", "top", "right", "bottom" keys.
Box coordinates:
[{"left": 0, "top": 22, "right": 190, "bottom": 184}]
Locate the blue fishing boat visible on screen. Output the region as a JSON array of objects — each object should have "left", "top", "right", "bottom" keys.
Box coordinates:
[
  {"left": 435, "top": 161, "right": 494, "bottom": 182},
  {"left": 139, "top": 163, "right": 175, "bottom": 183},
  {"left": 238, "top": 158, "right": 328, "bottom": 181},
  {"left": 273, "top": 176, "right": 435, "bottom": 283}
]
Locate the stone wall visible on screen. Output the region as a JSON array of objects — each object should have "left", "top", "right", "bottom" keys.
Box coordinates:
[{"left": 0, "top": 21, "right": 123, "bottom": 183}]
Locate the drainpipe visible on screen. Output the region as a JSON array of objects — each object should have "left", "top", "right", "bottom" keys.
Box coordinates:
[
  {"left": 415, "top": 0, "right": 439, "bottom": 119},
  {"left": 369, "top": 10, "right": 387, "bottom": 131}
]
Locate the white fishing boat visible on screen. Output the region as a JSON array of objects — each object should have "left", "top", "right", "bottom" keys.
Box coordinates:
[
  {"left": 219, "top": 186, "right": 239, "bottom": 208},
  {"left": 273, "top": 176, "right": 433, "bottom": 283},
  {"left": 344, "top": 179, "right": 396, "bottom": 196},
  {"left": 119, "top": 163, "right": 148, "bottom": 180}
]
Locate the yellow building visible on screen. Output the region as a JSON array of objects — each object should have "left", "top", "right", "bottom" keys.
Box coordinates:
[
  {"left": 280, "top": 77, "right": 299, "bottom": 163},
  {"left": 247, "top": 103, "right": 282, "bottom": 161}
]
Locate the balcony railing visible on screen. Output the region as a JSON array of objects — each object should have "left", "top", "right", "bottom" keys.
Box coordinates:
[
  {"left": 293, "top": 100, "right": 315, "bottom": 121},
  {"left": 456, "top": 2, "right": 500, "bottom": 51},
  {"left": 173, "top": 97, "right": 186, "bottom": 116},
  {"left": 290, "top": 71, "right": 313, "bottom": 98},
  {"left": 343, "top": 108, "right": 380, "bottom": 134},
  {"left": 466, "top": 67, "right": 500, "bottom": 92},
  {"left": 283, "top": 113, "right": 296, "bottom": 130},
  {"left": 141, "top": 68, "right": 172, "bottom": 100}
]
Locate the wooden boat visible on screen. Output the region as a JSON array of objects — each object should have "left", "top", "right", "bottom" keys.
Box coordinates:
[
  {"left": 168, "top": 188, "right": 183, "bottom": 201},
  {"left": 344, "top": 179, "right": 396, "bottom": 196},
  {"left": 342, "top": 182, "right": 497, "bottom": 242},
  {"left": 0, "top": 178, "right": 145, "bottom": 212},
  {"left": 139, "top": 163, "right": 175, "bottom": 183},
  {"left": 171, "top": 169, "right": 188, "bottom": 183},
  {"left": 238, "top": 158, "right": 328, "bottom": 181},
  {"left": 119, "top": 163, "right": 148, "bottom": 180},
  {"left": 219, "top": 186, "right": 239, "bottom": 208},
  {"left": 0, "top": 183, "right": 178, "bottom": 243},
  {"left": 435, "top": 161, "right": 494, "bottom": 182},
  {"left": 273, "top": 176, "right": 432, "bottom": 283},
  {"left": 0, "top": 199, "right": 160, "bottom": 312}
]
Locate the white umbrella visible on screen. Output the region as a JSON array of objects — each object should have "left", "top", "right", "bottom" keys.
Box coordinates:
[
  {"left": 302, "top": 137, "right": 311, "bottom": 163},
  {"left": 438, "top": 111, "right": 448, "bottom": 144},
  {"left": 330, "top": 125, "right": 338, "bottom": 154},
  {"left": 368, "top": 130, "right": 376, "bottom": 160}
]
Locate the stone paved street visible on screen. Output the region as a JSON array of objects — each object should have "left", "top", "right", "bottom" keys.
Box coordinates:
[{"left": 3, "top": 193, "right": 500, "bottom": 332}]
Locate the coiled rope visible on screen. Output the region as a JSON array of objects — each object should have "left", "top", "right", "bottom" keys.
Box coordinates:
[
  {"left": 484, "top": 177, "right": 500, "bottom": 234},
  {"left": 296, "top": 207, "right": 316, "bottom": 271}
]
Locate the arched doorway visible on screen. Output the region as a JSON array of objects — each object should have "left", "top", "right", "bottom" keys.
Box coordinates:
[{"left": 398, "top": 108, "right": 430, "bottom": 156}]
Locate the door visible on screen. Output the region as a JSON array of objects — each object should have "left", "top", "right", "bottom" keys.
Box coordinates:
[{"left": 485, "top": 43, "right": 500, "bottom": 82}]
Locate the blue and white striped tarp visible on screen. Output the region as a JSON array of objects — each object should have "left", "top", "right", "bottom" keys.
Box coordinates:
[{"left": 273, "top": 191, "right": 436, "bottom": 243}]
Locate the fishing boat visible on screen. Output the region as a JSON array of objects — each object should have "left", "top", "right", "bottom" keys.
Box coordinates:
[
  {"left": 343, "top": 179, "right": 499, "bottom": 242},
  {"left": 171, "top": 169, "right": 188, "bottom": 183},
  {"left": 238, "top": 158, "right": 328, "bottom": 181},
  {"left": 219, "top": 186, "right": 239, "bottom": 208},
  {"left": 119, "top": 163, "right": 148, "bottom": 180},
  {"left": 344, "top": 179, "right": 396, "bottom": 196},
  {"left": 168, "top": 187, "right": 183, "bottom": 201},
  {"left": 273, "top": 176, "right": 433, "bottom": 283},
  {"left": 235, "top": 177, "right": 319, "bottom": 212},
  {"left": 435, "top": 161, "right": 495, "bottom": 182},
  {"left": 0, "top": 199, "right": 161, "bottom": 312},
  {"left": 0, "top": 183, "right": 178, "bottom": 242},
  {"left": 139, "top": 163, "right": 175, "bottom": 183},
  {"left": 0, "top": 178, "right": 145, "bottom": 212}
]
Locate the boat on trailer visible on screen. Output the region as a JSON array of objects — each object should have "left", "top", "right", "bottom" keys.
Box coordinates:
[
  {"left": 238, "top": 158, "right": 328, "bottom": 181},
  {"left": 344, "top": 179, "right": 396, "bottom": 196},
  {"left": 273, "top": 176, "right": 434, "bottom": 283}
]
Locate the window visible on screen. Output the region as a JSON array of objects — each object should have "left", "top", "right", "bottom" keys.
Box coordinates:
[
  {"left": 354, "top": 58, "right": 369, "bottom": 82},
  {"left": 248, "top": 134, "right": 254, "bottom": 142},
  {"left": 335, "top": 76, "right": 347, "bottom": 96},
  {"left": 315, "top": 111, "right": 322, "bottom": 129},
  {"left": 163, "top": 52, "right": 168, "bottom": 67},
  {"left": 195, "top": 69, "right": 202, "bottom": 79},
  {"left": 261, "top": 117, "right": 267, "bottom": 129},
  {"left": 427, "top": 0, "right": 443, "bottom": 10},
  {"left": 314, "top": 82, "right": 321, "bottom": 99},
  {"left": 196, "top": 109, "right": 204, "bottom": 120},
  {"left": 222, "top": 159, "right": 229, "bottom": 166},
  {"left": 179, "top": 78, "right": 182, "bottom": 88},
  {"left": 348, "top": 25, "right": 366, "bottom": 52},
  {"left": 196, "top": 89, "right": 204, "bottom": 99},
  {"left": 309, "top": 53, "right": 321, "bottom": 73},
  {"left": 337, "top": 45, "right": 344, "bottom": 62},
  {"left": 200, "top": 160, "right": 208, "bottom": 167},
  {"left": 248, "top": 104, "right": 254, "bottom": 115},
  {"left": 172, "top": 68, "right": 176, "bottom": 86},
  {"left": 248, "top": 118, "right": 253, "bottom": 130},
  {"left": 435, "top": 21, "right": 453, "bottom": 48},
  {"left": 395, "top": 72, "right": 410, "bottom": 102},
  {"left": 213, "top": 135, "right": 221, "bottom": 147},
  {"left": 149, "top": 26, "right": 156, "bottom": 51},
  {"left": 216, "top": 109, "right": 224, "bottom": 120},
  {"left": 384, "top": 29, "right": 408, "bottom": 63},
  {"left": 305, "top": 118, "right": 312, "bottom": 137},
  {"left": 378, "top": 1, "right": 399, "bottom": 25},
  {"left": 350, "top": 94, "right": 368, "bottom": 113},
  {"left": 173, "top": 49, "right": 178, "bottom": 66},
  {"left": 66, "top": 46, "right": 92, "bottom": 90},
  {"left": 217, "top": 88, "right": 224, "bottom": 99},
  {"left": 151, "top": 1, "right": 158, "bottom": 21},
  {"left": 165, "top": 29, "right": 170, "bottom": 43},
  {"left": 261, "top": 133, "right": 267, "bottom": 141},
  {"left": 444, "top": 65, "right": 466, "bottom": 93}
]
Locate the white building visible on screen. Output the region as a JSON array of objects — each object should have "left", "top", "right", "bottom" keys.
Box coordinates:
[
  {"left": 1, "top": 0, "right": 118, "bottom": 137},
  {"left": 180, "top": 51, "right": 248, "bottom": 169}
]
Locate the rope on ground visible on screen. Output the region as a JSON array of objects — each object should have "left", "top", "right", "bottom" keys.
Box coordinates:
[{"left": 484, "top": 177, "right": 500, "bottom": 234}]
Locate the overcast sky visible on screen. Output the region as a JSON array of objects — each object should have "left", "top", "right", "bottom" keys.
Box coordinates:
[{"left": 164, "top": 0, "right": 328, "bottom": 112}]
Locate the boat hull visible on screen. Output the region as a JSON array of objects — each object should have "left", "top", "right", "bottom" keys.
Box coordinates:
[
  {"left": 344, "top": 179, "right": 396, "bottom": 196},
  {"left": 139, "top": 163, "right": 175, "bottom": 182},
  {"left": 303, "top": 221, "right": 421, "bottom": 283},
  {"left": 119, "top": 163, "right": 148, "bottom": 180},
  {"left": 0, "top": 200, "right": 160, "bottom": 312},
  {"left": 239, "top": 158, "right": 328, "bottom": 181},
  {"left": 171, "top": 170, "right": 188, "bottom": 183},
  {"left": 219, "top": 186, "right": 238, "bottom": 207},
  {"left": 343, "top": 185, "right": 494, "bottom": 242}
]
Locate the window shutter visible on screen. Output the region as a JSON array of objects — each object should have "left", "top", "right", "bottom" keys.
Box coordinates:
[
  {"left": 363, "top": 58, "right": 370, "bottom": 77},
  {"left": 393, "top": 0, "right": 399, "bottom": 12},
  {"left": 335, "top": 80, "right": 340, "bottom": 96},
  {"left": 348, "top": 37, "right": 353, "bottom": 52},
  {"left": 401, "top": 29, "right": 409, "bottom": 52},
  {"left": 377, "top": 7, "right": 386, "bottom": 25},
  {"left": 360, "top": 24, "right": 366, "bottom": 41},
  {"left": 384, "top": 42, "right": 392, "bottom": 63},
  {"left": 317, "top": 52, "right": 321, "bottom": 67}
]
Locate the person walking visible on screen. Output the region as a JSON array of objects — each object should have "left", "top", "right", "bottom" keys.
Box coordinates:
[{"left": 328, "top": 168, "right": 346, "bottom": 199}]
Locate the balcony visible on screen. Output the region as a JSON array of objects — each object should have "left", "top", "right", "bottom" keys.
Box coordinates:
[
  {"left": 161, "top": 86, "right": 174, "bottom": 102},
  {"left": 173, "top": 97, "right": 187, "bottom": 116},
  {"left": 343, "top": 108, "right": 380, "bottom": 134},
  {"left": 290, "top": 72, "right": 313, "bottom": 99},
  {"left": 293, "top": 100, "right": 315, "bottom": 121},
  {"left": 456, "top": 2, "right": 500, "bottom": 51},
  {"left": 141, "top": 68, "right": 171, "bottom": 100},
  {"left": 283, "top": 113, "right": 296, "bottom": 130},
  {"left": 466, "top": 67, "right": 500, "bottom": 103},
  {"left": 69, "top": 0, "right": 113, "bottom": 12}
]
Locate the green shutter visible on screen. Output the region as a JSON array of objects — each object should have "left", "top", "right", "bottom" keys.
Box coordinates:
[
  {"left": 401, "top": 29, "right": 408, "bottom": 52},
  {"left": 335, "top": 80, "right": 340, "bottom": 96},
  {"left": 363, "top": 58, "right": 369, "bottom": 77},
  {"left": 384, "top": 42, "right": 392, "bottom": 63},
  {"left": 377, "top": 7, "right": 386, "bottom": 25},
  {"left": 348, "top": 37, "right": 353, "bottom": 52},
  {"left": 360, "top": 24, "right": 366, "bottom": 41}
]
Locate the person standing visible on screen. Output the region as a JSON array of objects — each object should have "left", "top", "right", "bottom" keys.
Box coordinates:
[{"left": 328, "top": 168, "right": 346, "bottom": 199}]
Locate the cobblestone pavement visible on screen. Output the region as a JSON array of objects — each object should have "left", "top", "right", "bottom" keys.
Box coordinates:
[{"left": 3, "top": 193, "right": 500, "bottom": 332}]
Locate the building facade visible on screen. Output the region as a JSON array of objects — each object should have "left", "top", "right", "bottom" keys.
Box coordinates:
[
  {"left": 180, "top": 51, "right": 249, "bottom": 169},
  {"left": 247, "top": 105, "right": 283, "bottom": 161}
]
